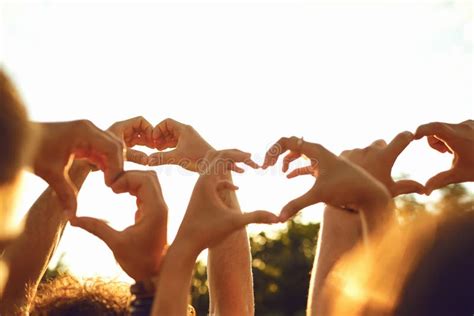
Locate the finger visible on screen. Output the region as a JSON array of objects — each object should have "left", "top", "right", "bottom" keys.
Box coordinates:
[
  {"left": 279, "top": 189, "right": 319, "bottom": 222},
  {"left": 264, "top": 137, "right": 325, "bottom": 169},
  {"left": 111, "top": 170, "right": 159, "bottom": 195},
  {"left": 70, "top": 216, "right": 120, "bottom": 249},
  {"left": 112, "top": 116, "right": 155, "bottom": 148},
  {"left": 370, "top": 139, "right": 387, "bottom": 148},
  {"left": 93, "top": 133, "right": 125, "bottom": 186},
  {"left": 126, "top": 148, "right": 149, "bottom": 165},
  {"left": 135, "top": 209, "right": 143, "bottom": 222},
  {"left": 286, "top": 166, "right": 314, "bottom": 179},
  {"left": 230, "top": 164, "right": 245, "bottom": 173},
  {"left": 133, "top": 117, "right": 154, "bottom": 148},
  {"left": 385, "top": 131, "right": 414, "bottom": 163},
  {"left": 414, "top": 122, "right": 455, "bottom": 141},
  {"left": 47, "top": 171, "right": 78, "bottom": 214},
  {"left": 208, "top": 150, "right": 257, "bottom": 175},
  {"left": 392, "top": 179, "right": 425, "bottom": 196},
  {"left": 243, "top": 158, "right": 260, "bottom": 169},
  {"left": 218, "top": 149, "right": 252, "bottom": 160},
  {"left": 427, "top": 136, "right": 452, "bottom": 154},
  {"left": 237, "top": 211, "right": 279, "bottom": 226},
  {"left": 148, "top": 151, "right": 179, "bottom": 166},
  {"left": 282, "top": 151, "right": 301, "bottom": 172},
  {"left": 263, "top": 140, "right": 286, "bottom": 169},
  {"left": 152, "top": 118, "right": 183, "bottom": 148},
  {"left": 216, "top": 180, "right": 239, "bottom": 192},
  {"left": 425, "top": 170, "right": 458, "bottom": 195}
]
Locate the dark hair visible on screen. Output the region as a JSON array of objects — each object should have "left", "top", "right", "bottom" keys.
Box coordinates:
[
  {"left": 0, "top": 69, "right": 30, "bottom": 185},
  {"left": 395, "top": 212, "right": 474, "bottom": 316}
]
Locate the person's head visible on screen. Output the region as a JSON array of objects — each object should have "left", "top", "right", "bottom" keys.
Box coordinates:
[
  {"left": 0, "top": 68, "right": 31, "bottom": 240},
  {"left": 30, "top": 274, "right": 131, "bottom": 316},
  {"left": 0, "top": 68, "right": 32, "bottom": 296},
  {"left": 324, "top": 211, "right": 474, "bottom": 316}
]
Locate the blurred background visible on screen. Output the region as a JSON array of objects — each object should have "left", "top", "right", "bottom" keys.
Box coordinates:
[{"left": 1, "top": 0, "right": 472, "bottom": 314}]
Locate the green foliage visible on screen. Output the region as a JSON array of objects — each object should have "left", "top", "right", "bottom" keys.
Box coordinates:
[
  {"left": 191, "top": 219, "right": 320, "bottom": 316},
  {"left": 252, "top": 220, "right": 320, "bottom": 316}
]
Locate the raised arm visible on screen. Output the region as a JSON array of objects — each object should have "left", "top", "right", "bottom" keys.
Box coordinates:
[
  {"left": 152, "top": 150, "right": 278, "bottom": 316},
  {"left": 307, "top": 206, "right": 362, "bottom": 316},
  {"left": 263, "top": 132, "right": 423, "bottom": 316},
  {"left": 0, "top": 161, "right": 90, "bottom": 314},
  {"left": 0, "top": 116, "right": 152, "bottom": 314},
  {"left": 149, "top": 118, "right": 257, "bottom": 315},
  {"left": 207, "top": 171, "right": 255, "bottom": 316}
]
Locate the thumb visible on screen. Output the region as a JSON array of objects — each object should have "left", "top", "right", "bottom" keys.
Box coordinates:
[
  {"left": 148, "top": 150, "right": 179, "bottom": 166},
  {"left": 280, "top": 189, "right": 319, "bottom": 222},
  {"left": 49, "top": 172, "right": 78, "bottom": 215},
  {"left": 392, "top": 179, "right": 425, "bottom": 196},
  {"left": 425, "top": 170, "right": 457, "bottom": 195},
  {"left": 70, "top": 216, "right": 120, "bottom": 250},
  {"left": 237, "top": 211, "right": 279, "bottom": 227},
  {"left": 126, "top": 148, "right": 149, "bottom": 165}
]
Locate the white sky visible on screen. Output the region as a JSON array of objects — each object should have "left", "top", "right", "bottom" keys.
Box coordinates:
[{"left": 1, "top": 0, "right": 472, "bottom": 282}]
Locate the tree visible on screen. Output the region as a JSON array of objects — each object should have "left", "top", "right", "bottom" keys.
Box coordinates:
[
  {"left": 191, "top": 219, "right": 320, "bottom": 316},
  {"left": 191, "top": 184, "right": 474, "bottom": 315}
]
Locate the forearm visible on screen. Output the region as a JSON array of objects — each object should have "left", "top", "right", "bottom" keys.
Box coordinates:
[
  {"left": 208, "top": 173, "right": 254, "bottom": 316},
  {"left": 0, "top": 161, "right": 91, "bottom": 313},
  {"left": 307, "top": 206, "right": 362, "bottom": 316},
  {"left": 152, "top": 243, "right": 198, "bottom": 316}
]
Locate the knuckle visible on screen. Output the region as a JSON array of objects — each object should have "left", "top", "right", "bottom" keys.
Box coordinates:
[
  {"left": 399, "top": 131, "right": 413, "bottom": 140},
  {"left": 146, "top": 170, "right": 157, "bottom": 177},
  {"left": 77, "top": 119, "right": 94, "bottom": 129}
]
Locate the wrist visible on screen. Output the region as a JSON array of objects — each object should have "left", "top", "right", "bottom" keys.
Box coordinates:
[
  {"left": 169, "top": 235, "right": 201, "bottom": 261},
  {"left": 361, "top": 190, "right": 394, "bottom": 234}
]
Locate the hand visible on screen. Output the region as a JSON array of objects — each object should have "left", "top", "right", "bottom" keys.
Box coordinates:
[
  {"left": 415, "top": 120, "right": 474, "bottom": 194},
  {"left": 262, "top": 137, "right": 392, "bottom": 229},
  {"left": 107, "top": 116, "right": 155, "bottom": 165},
  {"left": 33, "top": 120, "right": 125, "bottom": 213},
  {"left": 173, "top": 149, "right": 278, "bottom": 255},
  {"left": 148, "top": 118, "right": 215, "bottom": 172},
  {"left": 70, "top": 170, "right": 168, "bottom": 281},
  {"left": 338, "top": 131, "right": 424, "bottom": 197}
]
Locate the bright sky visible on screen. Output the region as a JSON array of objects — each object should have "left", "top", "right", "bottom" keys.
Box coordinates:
[{"left": 1, "top": 0, "right": 472, "bottom": 283}]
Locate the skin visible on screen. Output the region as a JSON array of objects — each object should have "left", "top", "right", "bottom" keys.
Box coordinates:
[
  {"left": 71, "top": 170, "right": 168, "bottom": 281},
  {"left": 73, "top": 118, "right": 264, "bottom": 316},
  {"left": 148, "top": 118, "right": 253, "bottom": 173},
  {"left": 149, "top": 119, "right": 258, "bottom": 315},
  {"left": 0, "top": 117, "right": 151, "bottom": 313},
  {"left": 69, "top": 116, "right": 164, "bottom": 281},
  {"left": 32, "top": 120, "right": 125, "bottom": 214},
  {"left": 152, "top": 149, "right": 279, "bottom": 316},
  {"left": 302, "top": 132, "right": 422, "bottom": 315},
  {"left": 108, "top": 116, "right": 155, "bottom": 165},
  {"left": 262, "top": 136, "right": 393, "bottom": 232},
  {"left": 415, "top": 119, "right": 474, "bottom": 194},
  {"left": 0, "top": 160, "right": 91, "bottom": 315},
  {"left": 150, "top": 119, "right": 261, "bottom": 315}
]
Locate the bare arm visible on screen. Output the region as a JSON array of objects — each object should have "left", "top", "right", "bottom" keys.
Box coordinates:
[
  {"left": 208, "top": 173, "right": 254, "bottom": 316},
  {"left": 0, "top": 161, "right": 90, "bottom": 314},
  {"left": 152, "top": 150, "right": 278, "bottom": 316},
  {"left": 306, "top": 206, "right": 362, "bottom": 316}
]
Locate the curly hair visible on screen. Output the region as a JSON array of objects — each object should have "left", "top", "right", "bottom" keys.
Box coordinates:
[{"left": 30, "top": 274, "right": 132, "bottom": 316}]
